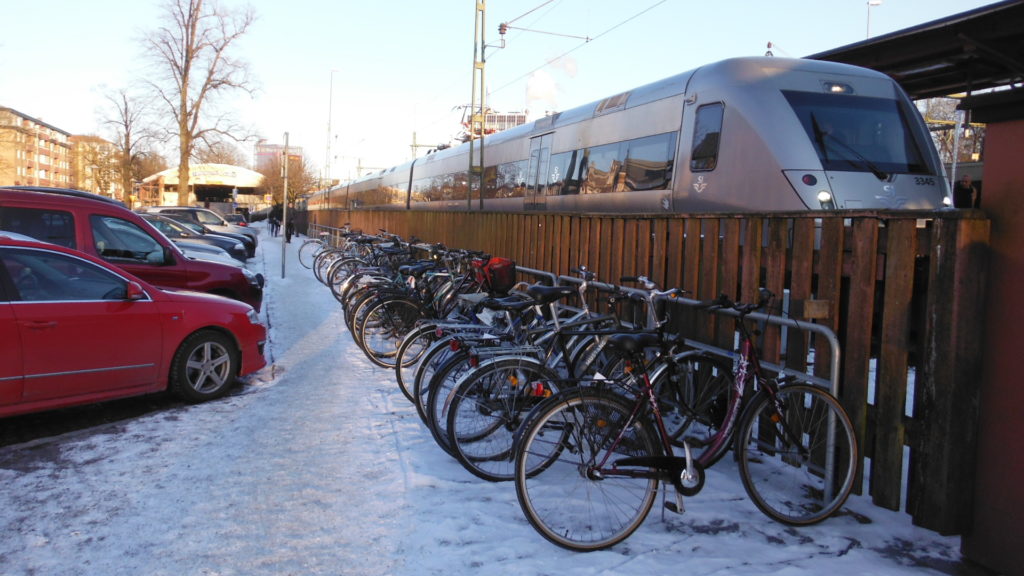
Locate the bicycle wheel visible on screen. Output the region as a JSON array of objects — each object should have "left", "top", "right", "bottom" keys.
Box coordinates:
[
  {"left": 515, "top": 390, "right": 660, "bottom": 551},
  {"left": 327, "top": 257, "right": 368, "bottom": 297},
  {"left": 298, "top": 239, "right": 324, "bottom": 269},
  {"left": 424, "top": 349, "right": 475, "bottom": 455},
  {"left": 358, "top": 297, "right": 423, "bottom": 367},
  {"left": 735, "top": 383, "right": 857, "bottom": 525},
  {"left": 394, "top": 324, "right": 439, "bottom": 403},
  {"left": 446, "top": 357, "right": 559, "bottom": 482},
  {"left": 653, "top": 353, "right": 736, "bottom": 467}
]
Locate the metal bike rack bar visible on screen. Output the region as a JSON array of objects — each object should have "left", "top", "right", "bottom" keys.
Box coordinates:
[{"left": 658, "top": 295, "right": 842, "bottom": 399}]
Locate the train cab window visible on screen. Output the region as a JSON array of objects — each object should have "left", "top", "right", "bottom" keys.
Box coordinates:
[
  {"left": 783, "top": 90, "right": 929, "bottom": 175},
  {"left": 690, "top": 103, "right": 724, "bottom": 172}
]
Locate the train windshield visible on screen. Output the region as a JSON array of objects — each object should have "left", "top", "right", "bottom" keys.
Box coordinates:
[{"left": 783, "top": 90, "right": 930, "bottom": 176}]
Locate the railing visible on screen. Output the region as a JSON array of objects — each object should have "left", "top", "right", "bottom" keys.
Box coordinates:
[{"left": 311, "top": 208, "right": 990, "bottom": 535}]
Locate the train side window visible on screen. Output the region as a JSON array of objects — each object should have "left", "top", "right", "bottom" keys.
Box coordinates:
[
  {"left": 492, "top": 160, "right": 527, "bottom": 198},
  {"left": 583, "top": 142, "right": 626, "bottom": 194},
  {"left": 691, "top": 103, "right": 724, "bottom": 172},
  {"left": 625, "top": 132, "right": 677, "bottom": 191},
  {"left": 548, "top": 150, "right": 582, "bottom": 195},
  {"left": 452, "top": 171, "right": 469, "bottom": 201}
]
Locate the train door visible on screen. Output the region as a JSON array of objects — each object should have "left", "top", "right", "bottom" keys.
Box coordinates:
[
  {"left": 674, "top": 94, "right": 726, "bottom": 212},
  {"left": 525, "top": 133, "right": 552, "bottom": 210}
]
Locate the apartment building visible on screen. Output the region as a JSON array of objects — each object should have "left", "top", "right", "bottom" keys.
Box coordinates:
[
  {"left": 0, "top": 106, "right": 72, "bottom": 188},
  {"left": 70, "top": 134, "right": 124, "bottom": 200}
]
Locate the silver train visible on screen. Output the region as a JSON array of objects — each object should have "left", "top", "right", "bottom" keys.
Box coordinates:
[{"left": 309, "top": 57, "right": 950, "bottom": 215}]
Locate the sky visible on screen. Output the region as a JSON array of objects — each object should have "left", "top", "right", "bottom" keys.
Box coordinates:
[
  {"left": 0, "top": 223, "right": 978, "bottom": 575},
  {"left": 0, "top": 0, "right": 997, "bottom": 182}
]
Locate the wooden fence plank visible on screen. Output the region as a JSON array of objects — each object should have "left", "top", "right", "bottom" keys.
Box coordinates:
[
  {"left": 873, "top": 218, "right": 916, "bottom": 511},
  {"left": 786, "top": 218, "right": 815, "bottom": 374},
  {"left": 716, "top": 218, "right": 741, "bottom": 350},
  {"left": 842, "top": 218, "right": 879, "bottom": 494},
  {"left": 740, "top": 217, "right": 763, "bottom": 305}
]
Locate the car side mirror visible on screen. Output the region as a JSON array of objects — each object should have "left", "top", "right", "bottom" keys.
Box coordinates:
[
  {"left": 160, "top": 245, "right": 176, "bottom": 265},
  {"left": 126, "top": 281, "right": 146, "bottom": 301}
]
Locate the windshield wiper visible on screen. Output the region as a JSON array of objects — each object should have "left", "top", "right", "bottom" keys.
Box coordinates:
[
  {"left": 810, "top": 113, "right": 829, "bottom": 163},
  {"left": 810, "top": 113, "right": 889, "bottom": 181}
]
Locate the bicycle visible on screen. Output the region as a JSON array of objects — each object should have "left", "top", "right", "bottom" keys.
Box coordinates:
[{"left": 513, "top": 289, "right": 857, "bottom": 551}]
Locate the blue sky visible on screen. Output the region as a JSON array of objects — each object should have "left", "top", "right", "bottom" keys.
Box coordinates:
[{"left": 0, "top": 0, "right": 995, "bottom": 180}]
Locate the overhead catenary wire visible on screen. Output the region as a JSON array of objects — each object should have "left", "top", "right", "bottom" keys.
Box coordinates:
[{"left": 490, "top": 0, "right": 668, "bottom": 96}]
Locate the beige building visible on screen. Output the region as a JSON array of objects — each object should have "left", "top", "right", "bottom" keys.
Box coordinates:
[
  {"left": 69, "top": 134, "right": 124, "bottom": 200},
  {"left": 0, "top": 107, "right": 72, "bottom": 188}
]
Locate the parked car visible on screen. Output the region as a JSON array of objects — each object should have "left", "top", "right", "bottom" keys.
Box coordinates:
[
  {"left": 0, "top": 231, "right": 266, "bottom": 418},
  {"left": 141, "top": 213, "right": 248, "bottom": 262},
  {"left": 176, "top": 241, "right": 246, "bottom": 267},
  {"left": 157, "top": 215, "right": 256, "bottom": 257},
  {"left": 0, "top": 187, "right": 263, "bottom": 311},
  {"left": 145, "top": 206, "right": 258, "bottom": 247},
  {"left": 224, "top": 213, "right": 248, "bottom": 226}
]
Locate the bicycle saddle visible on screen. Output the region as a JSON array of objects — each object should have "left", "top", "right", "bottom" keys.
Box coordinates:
[{"left": 606, "top": 331, "right": 661, "bottom": 354}]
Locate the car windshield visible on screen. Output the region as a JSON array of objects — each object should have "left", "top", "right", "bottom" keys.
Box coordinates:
[
  {"left": 170, "top": 218, "right": 205, "bottom": 234},
  {"left": 195, "top": 210, "right": 226, "bottom": 226}
]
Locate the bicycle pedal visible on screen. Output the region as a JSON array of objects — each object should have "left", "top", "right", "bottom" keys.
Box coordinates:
[{"left": 663, "top": 495, "right": 686, "bottom": 514}]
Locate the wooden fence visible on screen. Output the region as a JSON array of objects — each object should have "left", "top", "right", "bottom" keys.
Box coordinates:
[{"left": 311, "top": 208, "right": 990, "bottom": 535}]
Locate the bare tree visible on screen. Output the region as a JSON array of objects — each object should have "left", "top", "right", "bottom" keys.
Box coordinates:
[
  {"left": 194, "top": 139, "right": 250, "bottom": 166},
  {"left": 921, "top": 97, "right": 986, "bottom": 165},
  {"left": 145, "top": 0, "right": 256, "bottom": 206},
  {"left": 103, "top": 88, "right": 158, "bottom": 206},
  {"left": 257, "top": 152, "right": 319, "bottom": 206}
]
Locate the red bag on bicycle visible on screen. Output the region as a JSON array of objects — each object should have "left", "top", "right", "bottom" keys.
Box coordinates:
[{"left": 475, "top": 256, "right": 516, "bottom": 295}]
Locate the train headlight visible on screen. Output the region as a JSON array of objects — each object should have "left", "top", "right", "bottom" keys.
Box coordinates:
[
  {"left": 817, "top": 190, "right": 837, "bottom": 209},
  {"left": 943, "top": 196, "right": 953, "bottom": 207},
  {"left": 822, "top": 81, "right": 854, "bottom": 94}
]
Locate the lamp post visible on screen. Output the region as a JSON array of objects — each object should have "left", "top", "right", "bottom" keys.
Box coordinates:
[
  {"left": 327, "top": 70, "right": 339, "bottom": 191},
  {"left": 866, "top": 0, "right": 882, "bottom": 38}
]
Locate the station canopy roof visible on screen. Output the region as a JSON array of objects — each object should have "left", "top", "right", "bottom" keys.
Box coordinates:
[
  {"left": 143, "top": 163, "right": 264, "bottom": 188},
  {"left": 807, "top": 0, "right": 1024, "bottom": 102}
]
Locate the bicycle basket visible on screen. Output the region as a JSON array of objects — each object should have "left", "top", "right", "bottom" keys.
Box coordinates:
[{"left": 484, "top": 257, "right": 516, "bottom": 295}]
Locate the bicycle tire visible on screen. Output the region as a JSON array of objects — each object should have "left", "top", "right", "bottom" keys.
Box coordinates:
[
  {"left": 412, "top": 337, "right": 459, "bottom": 424},
  {"left": 734, "top": 383, "right": 857, "bottom": 525},
  {"left": 515, "top": 389, "right": 660, "bottom": 551},
  {"left": 298, "top": 239, "right": 324, "bottom": 269},
  {"left": 358, "top": 297, "right": 423, "bottom": 367},
  {"left": 651, "top": 353, "right": 736, "bottom": 467},
  {"left": 446, "top": 357, "right": 559, "bottom": 482},
  {"left": 394, "top": 324, "right": 439, "bottom": 404}
]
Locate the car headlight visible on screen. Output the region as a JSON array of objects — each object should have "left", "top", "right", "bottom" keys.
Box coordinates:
[
  {"left": 246, "top": 309, "right": 260, "bottom": 324},
  {"left": 233, "top": 242, "right": 245, "bottom": 252}
]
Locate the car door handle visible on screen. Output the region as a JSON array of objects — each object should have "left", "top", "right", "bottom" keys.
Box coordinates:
[{"left": 22, "top": 321, "right": 58, "bottom": 330}]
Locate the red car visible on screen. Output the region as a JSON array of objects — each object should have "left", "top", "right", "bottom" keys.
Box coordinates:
[{"left": 0, "top": 232, "right": 267, "bottom": 418}]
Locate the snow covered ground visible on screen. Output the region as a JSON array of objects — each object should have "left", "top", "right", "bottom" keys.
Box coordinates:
[{"left": 0, "top": 224, "right": 983, "bottom": 576}]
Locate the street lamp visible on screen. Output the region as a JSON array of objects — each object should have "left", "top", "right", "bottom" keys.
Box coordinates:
[
  {"left": 866, "top": 0, "right": 882, "bottom": 38},
  {"left": 324, "top": 69, "right": 339, "bottom": 219}
]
